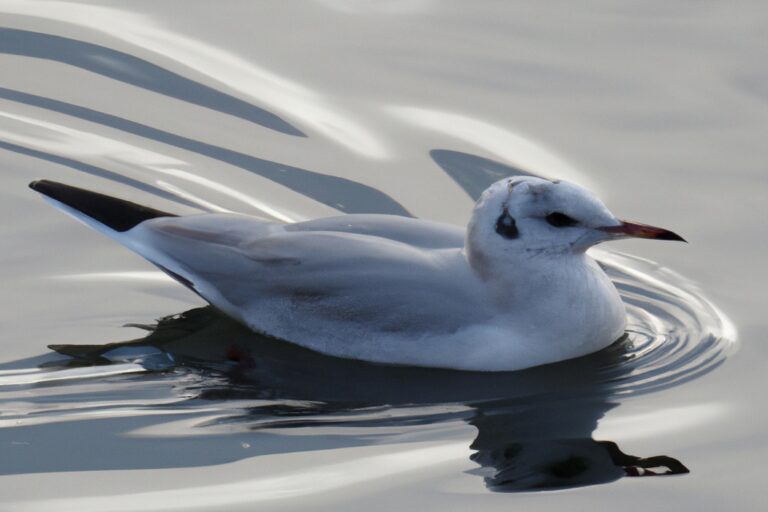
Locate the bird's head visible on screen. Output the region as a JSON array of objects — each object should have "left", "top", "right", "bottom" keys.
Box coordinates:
[{"left": 465, "top": 177, "right": 684, "bottom": 275}]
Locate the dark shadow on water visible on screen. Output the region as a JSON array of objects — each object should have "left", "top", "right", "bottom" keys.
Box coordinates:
[
  {"left": 0, "top": 140, "right": 201, "bottom": 209},
  {"left": 0, "top": 29, "right": 304, "bottom": 136},
  {"left": 0, "top": 87, "right": 412, "bottom": 216},
  {"left": 430, "top": 149, "right": 542, "bottom": 200},
  {"left": 1, "top": 307, "right": 690, "bottom": 491}
]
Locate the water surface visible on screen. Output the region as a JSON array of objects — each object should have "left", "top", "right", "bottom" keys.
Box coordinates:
[{"left": 1, "top": 2, "right": 766, "bottom": 511}]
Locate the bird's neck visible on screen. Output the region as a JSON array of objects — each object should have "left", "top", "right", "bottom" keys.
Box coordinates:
[
  {"left": 466, "top": 242, "right": 587, "bottom": 281},
  {"left": 473, "top": 250, "right": 625, "bottom": 342},
  {"left": 510, "top": 252, "right": 587, "bottom": 285},
  {"left": 465, "top": 248, "right": 609, "bottom": 307}
]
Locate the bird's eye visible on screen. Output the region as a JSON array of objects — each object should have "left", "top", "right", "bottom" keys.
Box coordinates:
[
  {"left": 495, "top": 211, "right": 519, "bottom": 239},
  {"left": 546, "top": 212, "right": 578, "bottom": 228}
]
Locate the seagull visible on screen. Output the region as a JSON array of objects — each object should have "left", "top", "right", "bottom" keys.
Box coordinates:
[{"left": 29, "top": 177, "right": 683, "bottom": 371}]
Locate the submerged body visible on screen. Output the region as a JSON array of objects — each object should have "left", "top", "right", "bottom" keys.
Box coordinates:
[{"left": 30, "top": 177, "right": 682, "bottom": 371}]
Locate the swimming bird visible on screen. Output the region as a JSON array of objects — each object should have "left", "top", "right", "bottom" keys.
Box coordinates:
[{"left": 29, "top": 177, "right": 683, "bottom": 371}]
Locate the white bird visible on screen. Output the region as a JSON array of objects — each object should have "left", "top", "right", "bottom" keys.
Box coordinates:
[{"left": 30, "top": 177, "right": 683, "bottom": 371}]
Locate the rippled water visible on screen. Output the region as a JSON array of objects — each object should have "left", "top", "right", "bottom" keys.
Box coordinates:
[
  {"left": 1, "top": 2, "right": 766, "bottom": 511},
  {"left": 0, "top": 248, "right": 736, "bottom": 501}
]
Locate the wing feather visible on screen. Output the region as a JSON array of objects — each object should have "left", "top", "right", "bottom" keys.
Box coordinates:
[{"left": 131, "top": 214, "right": 480, "bottom": 334}]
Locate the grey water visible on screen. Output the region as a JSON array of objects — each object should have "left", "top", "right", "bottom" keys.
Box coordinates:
[{"left": 1, "top": 2, "right": 766, "bottom": 511}]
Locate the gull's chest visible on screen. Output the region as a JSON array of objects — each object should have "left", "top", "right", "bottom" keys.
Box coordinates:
[{"left": 488, "top": 257, "right": 625, "bottom": 337}]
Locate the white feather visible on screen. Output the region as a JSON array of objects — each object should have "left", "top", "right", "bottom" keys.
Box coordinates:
[{"left": 40, "top": 176, "right": 634, "bottom": 371}]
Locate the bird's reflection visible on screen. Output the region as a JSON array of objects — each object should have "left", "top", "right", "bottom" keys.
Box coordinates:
[{"left": 49, "top": 306, "right": 688, "bottom": 491}]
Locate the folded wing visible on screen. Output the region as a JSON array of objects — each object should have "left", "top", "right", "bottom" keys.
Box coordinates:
[{"left": 133, "top": 215, "right": 480, "bottom": 335}]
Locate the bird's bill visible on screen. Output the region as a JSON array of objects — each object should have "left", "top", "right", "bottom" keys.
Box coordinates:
[{"left": 598, "top": 221, "right": 686, "bottom": 242}]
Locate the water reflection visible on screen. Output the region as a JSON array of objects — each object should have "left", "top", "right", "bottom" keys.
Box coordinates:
[
  {"left": 389, "top": 106, "right": 592, "bottom": 187},
  {"left": 431, "top": 149, "right": 539, "bottom": 200},
  {"left": 29, "top": 299, "right": 703, "bottom": 491},
  {"left": 1, "top": 2, "right": 391, "bottom": 158},
  {"left": 0, "top": 28, "right": 304, "bottom": 136},
  {"left": 0, "top": 253, "right": 735, "bottom": 493},
  {"left": 0, "top": 87, "right": 411, "bottom": 216},
  {"left": 468, "top": 401, "right": 689, "bottom": 490},
  {"left": 0, "top": 249, "right": 732, "bottom": 490},
  {"left": 0, "top": 139, "right": 200, "bottom": 209}
]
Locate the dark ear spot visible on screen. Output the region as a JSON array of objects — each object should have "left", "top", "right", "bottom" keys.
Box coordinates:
[{"left": 495, "top": 211, "right": 519, "bottom": 239}]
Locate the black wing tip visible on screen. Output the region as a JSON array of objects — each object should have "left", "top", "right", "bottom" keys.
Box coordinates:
[
  {"left": 29, "top": 178, "right": 82, "bottom": 197},
  {"left": 29, "top": 179, "right": 176, "bottom": 232},
  {"left": 29, "top": 179, "right": 50, "bottom": 192}
]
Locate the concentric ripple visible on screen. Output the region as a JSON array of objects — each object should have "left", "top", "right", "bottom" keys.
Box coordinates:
[
  {"left": 597, "top": 250, "right": 736, "bottom": 396},
  {"left": 0, "top": 251, "right": 736, "bottom": 400},
  {"left": 0, "top": 250, "right": 737, "bottom": 492}
]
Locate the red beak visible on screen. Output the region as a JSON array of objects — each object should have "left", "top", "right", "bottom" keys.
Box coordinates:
[{"left": 599, "top": 221, "right": 686, "bottom": 242}]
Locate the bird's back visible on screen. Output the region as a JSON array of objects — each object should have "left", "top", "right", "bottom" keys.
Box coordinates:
[{"left": 130, "top": 214, "right": 488, "bottom": 341}]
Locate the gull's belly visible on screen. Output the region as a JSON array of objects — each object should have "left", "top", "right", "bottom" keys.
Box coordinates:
[{"left": 223, "top": 257, "right": 627, "bottom": 372}]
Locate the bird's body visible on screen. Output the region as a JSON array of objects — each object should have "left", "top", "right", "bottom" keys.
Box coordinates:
[{"left": 30, "top": 177, "right": 682, "bottom": 371}]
